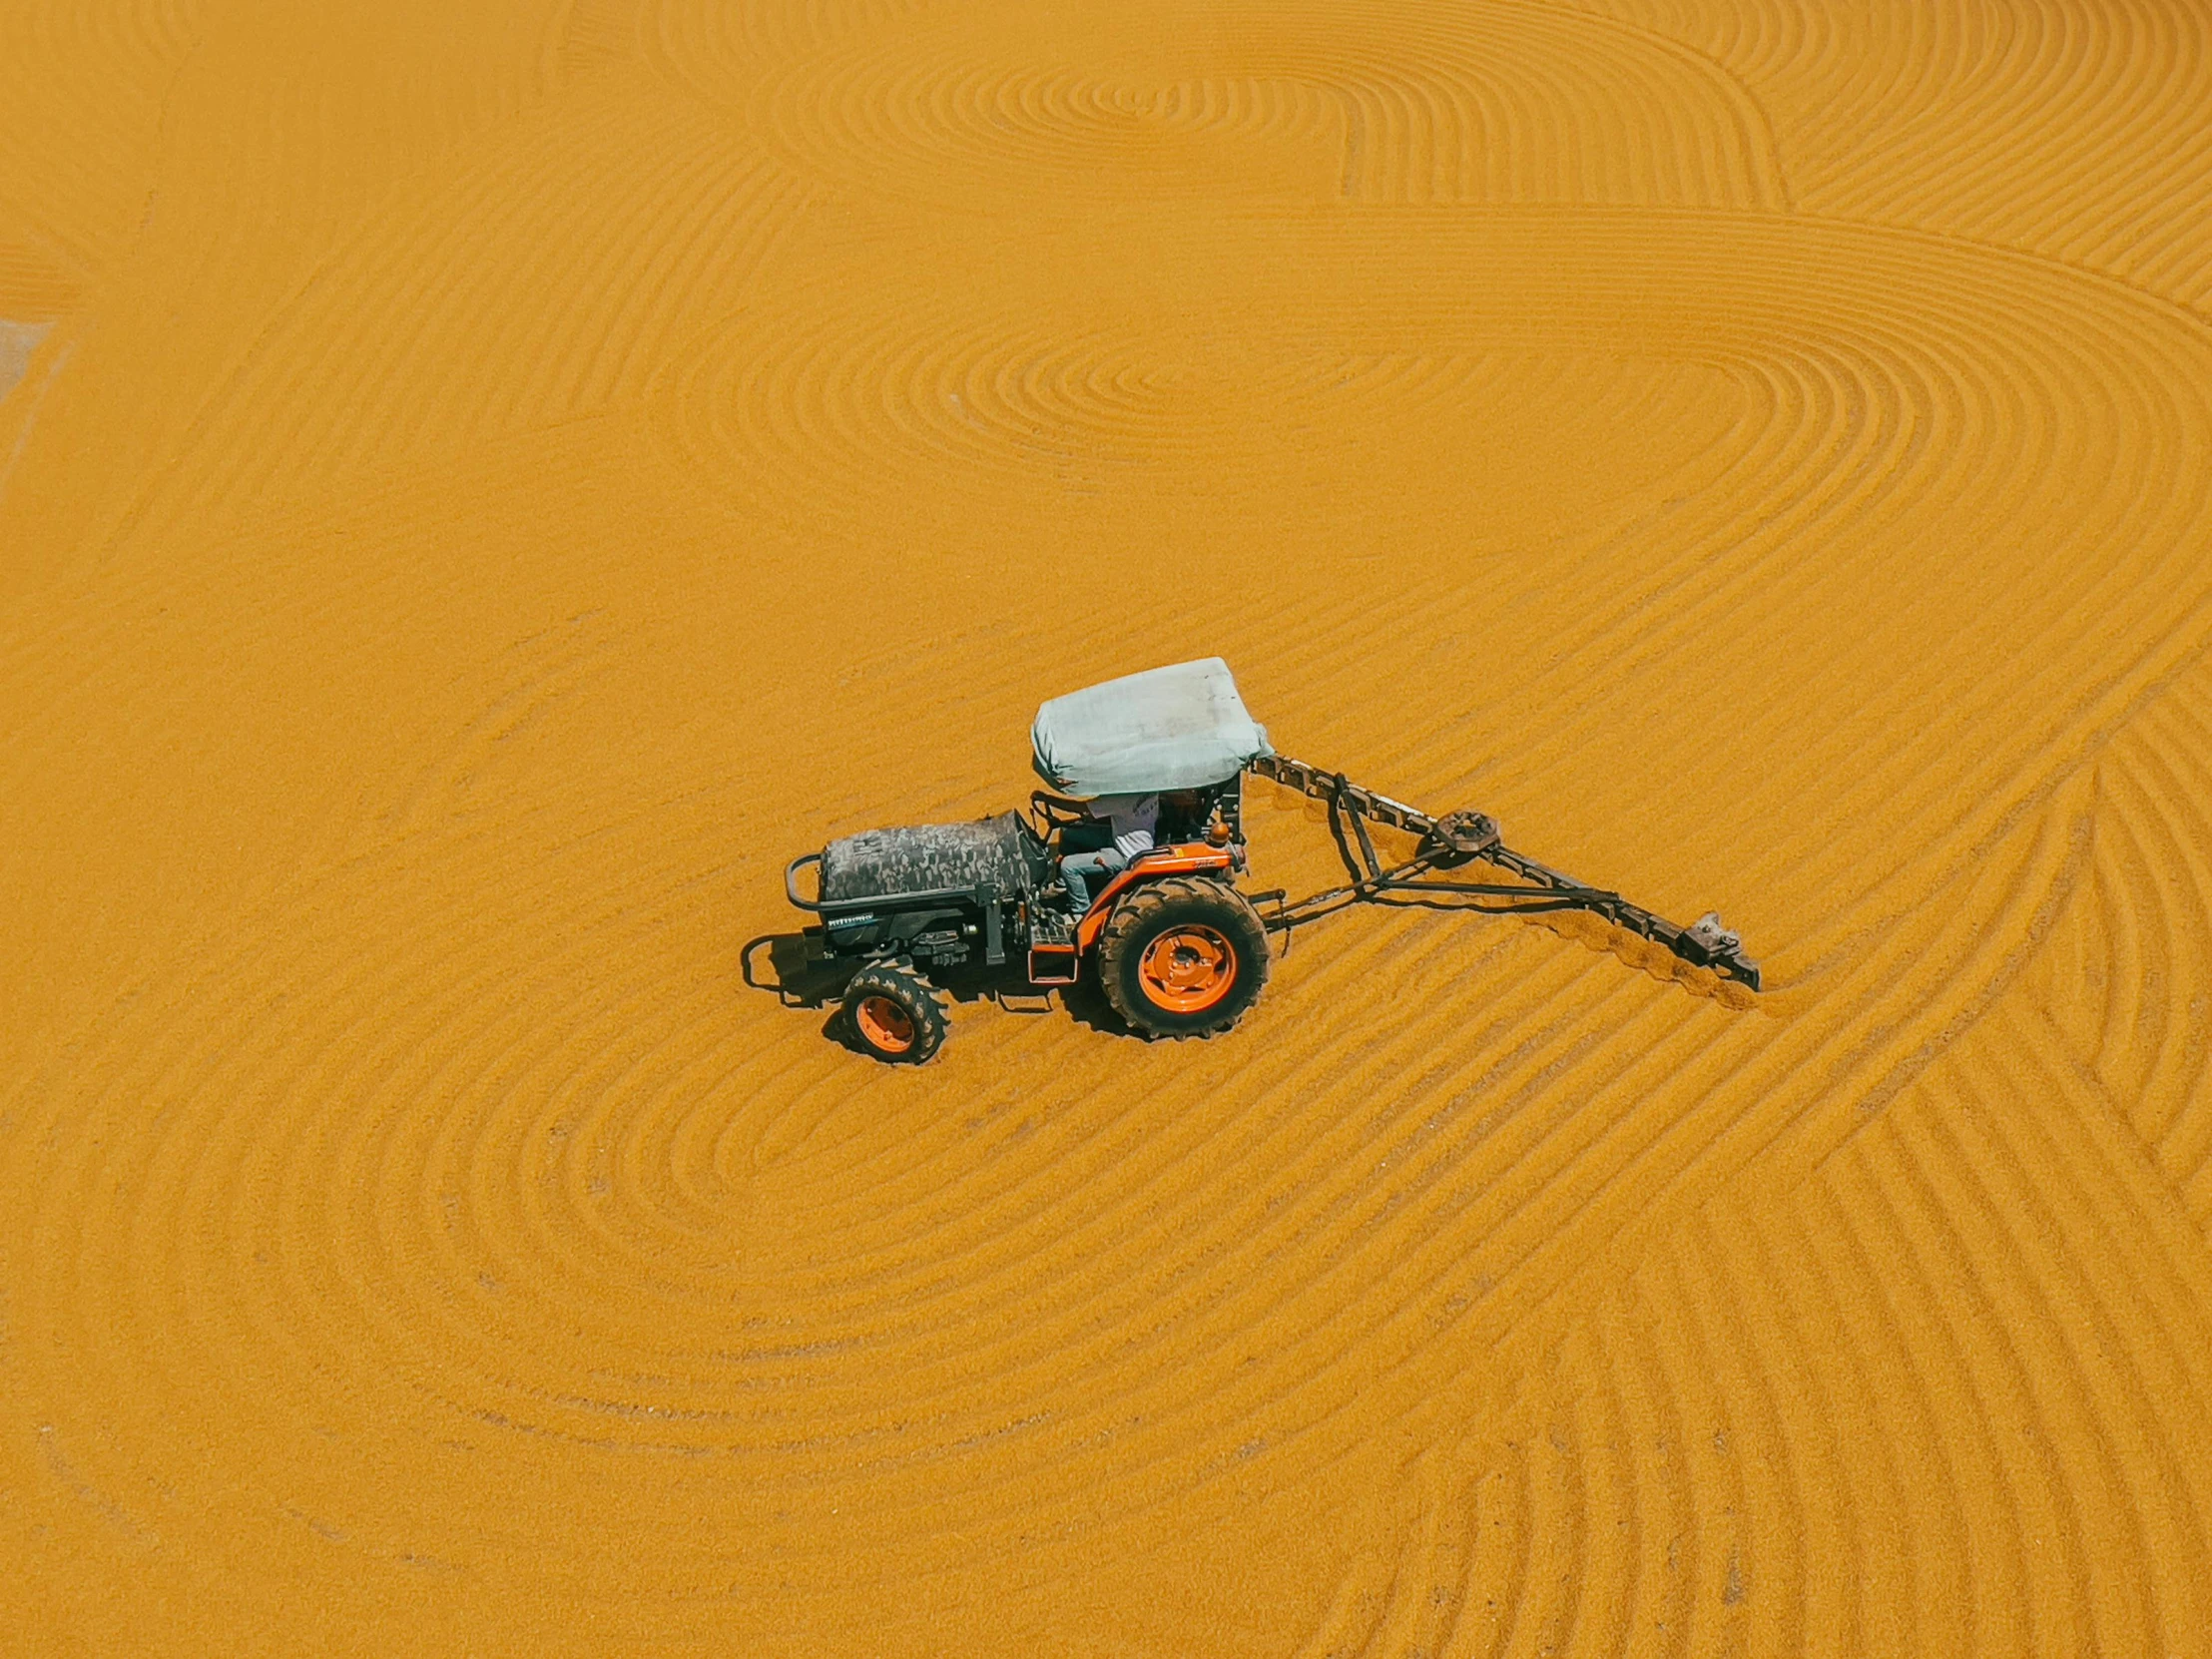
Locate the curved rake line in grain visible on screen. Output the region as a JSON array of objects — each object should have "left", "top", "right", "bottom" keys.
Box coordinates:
[
  {"left": 1286, "top": 1552, "right": 1393, "bottom": 1659},
  {"left": 2006, "top": 1002, "right": 2212, "bottom": 1445},
  {"left": 1638, "top": 1234, "right": 1758, "bottom": 1653},
  {"left": 1993, "top": 1015, "right": 2212, "bottom": 1646},
  {"left": 1345, "top": 1035, "right": 2194, "bottom": 1654},
  {"left": 659, "top": 298, "right": 1756, "bottom": 554},
  {"left": 4, "top": 801, "right": 1627, "bottom": 1530},
  {"left": 1467, "top": 1431, "right": 1539, "bottom": 1659},
  {"left": 1784, "top": 1172, "right": 1976, "bottom": 1649},
  {"left": 1729, "top": 1198, "right": 1877, "bottom": 1652},
  {"left": 1482, "top": 1370, "right": 1592, "bottom": 1659},
  {"left": 1910, "top": 1014, "right": 2212, "bottom": 1652},
  {"left": 1330, "top": 1441, "right": 1486, "bottom": 1659},
  {"left": 0, "top": 0, "right": 200, "bottom": 276},
  {"left": 1609, "top": 1248, "right": 1722, "bottom": 1655},
  {"left": 690, "top": 955, "right": 1645, "bottom": 1486},
  {"left": 1567, "top": 1324, "right": 1646, "bottom": 1656},
  {"left": 1478, "top": 0, "right": 1793, "bottom": 209},
  {"left": 1920, "top": 1031, "right": 2210, "bottom": 1650},
  {"left": 1611, "top": 1279, "right": 1702, "bottom": 1658},
  {"left": 724, "top": 0, "right": 1783, "bottom": 212},
  {"left": 2, "top": 752, "right": 814, "bottom": 1450},
  {"left": 1681, "top": 1207, "right": 1806, "bottom": 1651},
  {"left": 1588, "top": 0, "right": 1829, "bottom": 100},
  {"left": 1650, "top": 0, "right": 2212, "bottom": 312},
  {"left": 1833, "top": 1129, "right": 2038, "bottom": 1651},
  {"left": 2103, "top": 687, "right": 2212, "bottom": 1213},
  {"left": 134, "top": 92, "right": 810, "bottom": 531},
  {"left": 1809, "top": 3, "right": 2212, "bottom": 296},
  {"left": 1380, "top": 229, "right": 2212, "bottom": 968},
  {"left": 2088, "top": 750, "right": 2177, "bottom": 1140},
  {"left": 643, "top": 0, "right": 930, "bottom": 107}
]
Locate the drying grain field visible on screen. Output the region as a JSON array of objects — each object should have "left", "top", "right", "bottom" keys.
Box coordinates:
[{"left": 8, "top": 2, "right": 2212, "bottom": 1654}]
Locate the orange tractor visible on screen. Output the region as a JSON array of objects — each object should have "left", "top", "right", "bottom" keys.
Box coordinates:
[{"left": 783, "top": 660, "right": 1758, "bottom": 1064}]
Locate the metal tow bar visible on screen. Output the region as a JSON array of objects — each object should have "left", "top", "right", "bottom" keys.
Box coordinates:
[{"left": 1246, "top": 755, "right": 1762, "bottom": 991}]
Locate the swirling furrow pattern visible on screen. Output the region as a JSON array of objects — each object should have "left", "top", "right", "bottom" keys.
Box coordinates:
[
  {"left": 656, "top": 0, "right": 1785, "bottom": 209},
  {"left": 98, "top": 90, "right": 805, "bottom": 536},
  {"left": 1576, "top": 0, "right": 2212, "bottom": 309},
  {"left": 2027, "top": 656, "right": 2212, "bottom": 1235},
  {"left": 1330, "top": 1018, "right": 2212, "bottom": 1655},
  {"left": 2, "top": 697, "right": 2116, "bottom": 1606},
  {"left": 11, "top": 0, "right": 2212, "bottom": 1652}
]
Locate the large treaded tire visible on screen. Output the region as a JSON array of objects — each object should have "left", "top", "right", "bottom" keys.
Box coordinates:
[
  {"left": 1096, "top": 875, "right": 1271, "bottom": 1040},
  {"left": 841, "top": 960, "right": 949, "bottom": 1064}
]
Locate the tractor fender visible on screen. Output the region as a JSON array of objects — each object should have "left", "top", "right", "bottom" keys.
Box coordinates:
[{"left": 1074, "top": 844, "right": 1238, "bottom": 952}]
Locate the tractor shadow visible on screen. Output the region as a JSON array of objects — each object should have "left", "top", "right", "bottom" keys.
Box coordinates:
[
  {"left": 741, "top": 932, "right": 865, "bottom": 1052},
  {"left": 741, "top": 932, "right": 847, "bottom": 1009},
  {"left": 1046, "top": 970, "right": 1136, "bottom": 1039}
]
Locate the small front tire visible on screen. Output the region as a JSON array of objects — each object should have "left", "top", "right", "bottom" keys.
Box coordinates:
[{"left": 842, "top": 962, "right": 949, "bottom": 1064}]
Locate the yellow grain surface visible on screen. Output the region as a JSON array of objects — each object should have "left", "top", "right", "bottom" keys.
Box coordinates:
[{"left": 5, "top": 3, "right": 2212, "bottom": 1654}]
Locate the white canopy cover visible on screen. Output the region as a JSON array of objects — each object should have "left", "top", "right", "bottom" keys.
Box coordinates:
[{"left": 1031, "top": 658, "right": 1273, "bottom": 797}]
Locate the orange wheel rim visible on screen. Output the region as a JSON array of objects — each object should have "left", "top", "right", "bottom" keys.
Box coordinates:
[
  {"left": 855, "top": 994, "right": 916, "bottom": 1052},
  {"left": 1138, "top": 925, "right": 1237, "bottom": 1013}
]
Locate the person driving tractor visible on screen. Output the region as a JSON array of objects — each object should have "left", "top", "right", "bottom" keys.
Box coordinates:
[{"left": 1058, "top": 793, "right": 1159, "bottom": 909}]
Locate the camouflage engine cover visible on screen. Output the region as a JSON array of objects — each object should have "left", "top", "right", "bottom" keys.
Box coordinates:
[{"left": 819, "top": 813, "right": 1044, "bottom": 903}]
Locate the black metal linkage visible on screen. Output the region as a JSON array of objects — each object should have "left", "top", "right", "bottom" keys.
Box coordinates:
[{"left": 1247, "top": 754, "right": 1762, "bottom": 990}]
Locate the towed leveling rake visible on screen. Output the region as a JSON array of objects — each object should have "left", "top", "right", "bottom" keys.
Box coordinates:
[{"left": 1245, "top": 754, "right": 1762, "bottom": 991}]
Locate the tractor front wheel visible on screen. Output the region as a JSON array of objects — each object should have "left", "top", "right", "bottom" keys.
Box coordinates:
[
  {"left": 842, "top": 961, "right": 949, "bottom": 1064},
  {"left": 1096, "top": 875, "right": 1270, "bottom": 1040}
]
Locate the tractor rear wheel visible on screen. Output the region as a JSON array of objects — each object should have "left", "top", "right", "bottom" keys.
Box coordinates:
[
  {"left": 842, "top": 961, "right": 948, "bottom": 1064},
  {"left": 1096, "top": 875, "right": 1270, "bottom": 1040}
]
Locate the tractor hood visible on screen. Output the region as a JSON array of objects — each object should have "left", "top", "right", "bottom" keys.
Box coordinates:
[
  {"left": 821, "top": 813, "right": 1044, "bottom": 902},
  {"left": 1031, "top": 658, "right": 1272, "bottom": 797}
]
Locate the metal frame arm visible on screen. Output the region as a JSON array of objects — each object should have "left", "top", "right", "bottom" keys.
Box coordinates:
[{"left": 1247, "top": 755, "right": 1762, "bottom": 991}]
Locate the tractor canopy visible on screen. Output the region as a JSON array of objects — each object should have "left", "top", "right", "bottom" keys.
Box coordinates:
[{"left": 1031, "top": 658, "right": 1272, "bottom": 797}]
